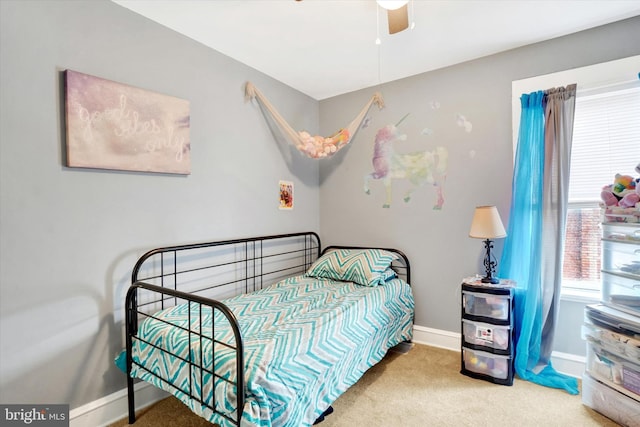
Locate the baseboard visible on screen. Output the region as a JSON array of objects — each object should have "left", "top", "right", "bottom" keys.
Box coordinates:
[
  {"left": 412, "top": 324, "right": 460, "bottom": 351},
  {"left": 550, "top": 351, "right": 586, "bottom": 379},
  {"left": 69, "top": 325, "right": 585, "bottom": 426},
  {"left": 69, "top": 382, "right": 168, "bottom": 427}
]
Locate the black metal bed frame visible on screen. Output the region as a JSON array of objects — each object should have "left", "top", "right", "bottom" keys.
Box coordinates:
[{"left": 124, "top": 232, "right": 410, "bottom": 426}]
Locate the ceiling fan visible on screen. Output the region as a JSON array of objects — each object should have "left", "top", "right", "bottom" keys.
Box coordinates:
[
  {"left": 294, "top": 0, "right": 413, "bottom": 36},
  {"left": 377, "top": 0, "right": 411, "bottom": 34}
]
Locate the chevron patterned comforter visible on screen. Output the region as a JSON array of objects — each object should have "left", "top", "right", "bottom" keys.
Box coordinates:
[{"left": 129, "top": 274, "right": 414, "bottom": 427}]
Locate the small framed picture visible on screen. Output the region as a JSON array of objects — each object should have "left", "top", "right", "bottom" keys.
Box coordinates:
[{"left": 279, "top": 180, "right": 294, "bottom": 210}]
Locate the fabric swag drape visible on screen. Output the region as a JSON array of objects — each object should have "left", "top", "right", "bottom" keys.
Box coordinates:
[
  {"left": 245, "top": 82, "right": 384, "bottom": 159},
  {"left": 499, "top": 84, "right": 579, "bottom": 394}
]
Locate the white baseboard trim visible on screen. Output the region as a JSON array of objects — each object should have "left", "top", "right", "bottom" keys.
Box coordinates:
[
  {"left": 550, "top": 351, "right": 586, "bottom": 379},
  {"left": 412, "top": 324, "right": 460, "bottom": 351},
  {"left": 69, "top": 381, "right": 168, "bottom": 427},
  {"left": 69, "top": 326, "right": 585, "bottom": 426}
]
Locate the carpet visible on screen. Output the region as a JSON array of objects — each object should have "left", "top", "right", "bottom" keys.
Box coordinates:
[{"left": 109, "top": 344, "right": 618, "bottom": 427}]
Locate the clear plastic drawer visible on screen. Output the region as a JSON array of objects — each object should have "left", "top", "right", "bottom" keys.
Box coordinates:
[
  {"left": 602, "top": 271, "right": 640, "bottom": 316},
  {"left": 462, "top": 290, "right": 510, "bottom": 321},
  {"left": 602, "top": 240, "right": 640, "bottom": 278},
  {"left": 462, "top": 319, "right": 511, "bottom": 352},
  {"left": 586, "top": 341, "right": 640, "bottom": 400},
  {"left": 582, "top": 373, "right": 640, "bottom": 427},
  {"left": 462, "top": 348, "right": 511, "bottom": 380},
  {"left": 602, "top": 223, "right": 640, "bottom": 242},
  {"left": 582, "top": 322, "right": 640, "bottom": 361}
]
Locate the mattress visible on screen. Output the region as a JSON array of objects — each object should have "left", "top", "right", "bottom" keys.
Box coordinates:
[{"left": 128, "top": 274, "right": 414, "bottom": 427}]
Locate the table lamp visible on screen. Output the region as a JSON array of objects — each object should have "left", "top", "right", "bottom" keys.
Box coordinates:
[{"left": 469, "top": 206, "right": 507, "bottom": 284}]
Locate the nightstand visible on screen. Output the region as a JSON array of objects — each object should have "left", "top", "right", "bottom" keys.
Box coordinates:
[{"left": 460, "top": 279, "right": 515, "bottom": 386}]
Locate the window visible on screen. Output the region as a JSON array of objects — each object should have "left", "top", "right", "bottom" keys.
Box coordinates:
[
  {"left": 562, "top": 84, "right": 640, "bottom": 295},
  {"left": 512, "top": 56, "right": 640, "bottom": 298}
]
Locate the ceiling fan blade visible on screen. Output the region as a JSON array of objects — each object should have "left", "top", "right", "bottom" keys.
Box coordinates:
[{"left": 387, "top": 4, "right": 409, "bottom": 34}]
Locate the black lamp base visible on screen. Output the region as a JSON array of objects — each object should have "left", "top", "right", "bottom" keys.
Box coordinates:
[{"left": 481, "top": 239, "right": 499, "bottom": 285}]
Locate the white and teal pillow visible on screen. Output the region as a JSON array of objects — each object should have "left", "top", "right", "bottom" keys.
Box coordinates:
[
  {"left": 380, "top": 267, "right": 397, "bottom": 282},
  {"left": 306, "top": 248, "right": 397, "bottom": 286}
]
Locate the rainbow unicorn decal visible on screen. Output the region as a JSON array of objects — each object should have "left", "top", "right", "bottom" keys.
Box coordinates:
[{"left": 364, "top": 116, "right": 448, "bottom": 209}]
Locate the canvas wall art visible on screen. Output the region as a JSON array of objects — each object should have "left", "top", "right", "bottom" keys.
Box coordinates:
[{"left": 65, "top": 70, "right": 190, "bottom": 174}]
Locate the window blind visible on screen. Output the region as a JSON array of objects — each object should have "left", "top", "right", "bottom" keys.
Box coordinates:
[{"left": 569, "top": 84, "right": 640, "bottom": 203}]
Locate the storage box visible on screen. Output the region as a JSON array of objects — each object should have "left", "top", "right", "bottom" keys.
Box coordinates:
[
  {"left": 601, "top": 271, "right": 640, "bottom": 316},
  {"left": 586, "top": 341, "right": 640, "bottom": 399},
  {"left": 582, "top": 373, "right": 640, "bottom": 427},
  {"left": 462, "top": 319, "right": 511, "bottom": 353},
  {"left": 461, "top": 348, "right": 511, "bottom": 381},
  {"left": 603, "top": 207, "right": 640, "bottom": 224},
  {"left": 462, "top": 290, "right": 510, "bottom": 322},
  {"left": 582, "top": 322, "right": 640, "bottom": 361}
]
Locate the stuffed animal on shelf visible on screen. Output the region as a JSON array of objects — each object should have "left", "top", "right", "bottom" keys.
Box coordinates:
[
  {"left": 620, "top": 163, "right": 640, "bottom": 208},
  {"left": 601, "top": 184, "right": 619, "bottom": 206},
  {"left": 601, "top": 169, "right": 640, "bottom": 208},
  {"left": 619, "top": 189, "right": 640, "bottom": 208},
  {"left": 612, "top": 173, "right": 636, "bottom": 196}
]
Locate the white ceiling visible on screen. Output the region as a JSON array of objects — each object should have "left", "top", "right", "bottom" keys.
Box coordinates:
[{"left": 112, "top": 0, "right": 640, "bottom": 100}]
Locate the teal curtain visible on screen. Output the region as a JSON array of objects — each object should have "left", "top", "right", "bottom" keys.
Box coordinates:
[{"left": 500, "top": 86, "right": 579, "bottom": 394}]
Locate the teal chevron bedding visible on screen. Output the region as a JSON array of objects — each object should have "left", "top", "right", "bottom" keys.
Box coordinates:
[{"left": 129, "top": 274, "right": 414, "bottom": 427}]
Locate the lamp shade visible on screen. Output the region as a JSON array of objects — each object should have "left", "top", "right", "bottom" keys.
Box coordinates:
[{"left": 469, "top": 206, "right": 507, "bottom": 239}]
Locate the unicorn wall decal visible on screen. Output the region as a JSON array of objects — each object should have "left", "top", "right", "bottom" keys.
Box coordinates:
[{"left": 364, "top": 115, "right": 448, "bottom": 209}]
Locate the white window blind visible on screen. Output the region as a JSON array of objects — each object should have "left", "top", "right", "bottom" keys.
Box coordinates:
[{"left": 569, "top": 84, "right": 640, "bottom": 203}]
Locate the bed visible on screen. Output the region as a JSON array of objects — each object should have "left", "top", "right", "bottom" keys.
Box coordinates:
[{"left": 119, "top": 232, "right": 414, "bottom": 427}]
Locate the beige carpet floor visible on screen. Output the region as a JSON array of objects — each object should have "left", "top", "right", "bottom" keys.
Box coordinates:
[{"left": 110, "top": 344, "right": 619, "bottom": 427}]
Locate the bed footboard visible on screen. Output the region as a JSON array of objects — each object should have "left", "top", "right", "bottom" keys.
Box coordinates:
[
  {"left": 125, "top": 282, "right": 245, "bottom": 425},
  {"left": 124, "top": 232, "right": 321, "bottom": 425}
]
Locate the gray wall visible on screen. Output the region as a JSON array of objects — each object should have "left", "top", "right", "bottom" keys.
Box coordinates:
[
  {"left": 0, "top": 0, "right": 319, "bottom": 408},
  {"left": 319, "top": 17, "right": 640, "bottom": 348}
]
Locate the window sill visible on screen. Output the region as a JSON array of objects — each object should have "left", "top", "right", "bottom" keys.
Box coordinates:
[{"left": 560, "top": 288, "right": 600, "bottom": 304}]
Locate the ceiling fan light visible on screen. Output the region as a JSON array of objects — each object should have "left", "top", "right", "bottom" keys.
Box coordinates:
[{"left": 376, "top": 1, "right": 408, "bottom": 11}]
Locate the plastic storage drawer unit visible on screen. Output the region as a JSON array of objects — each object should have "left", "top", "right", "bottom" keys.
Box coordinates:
[{"left": 460, "top": 283, "right": 514, "bottom": 385}]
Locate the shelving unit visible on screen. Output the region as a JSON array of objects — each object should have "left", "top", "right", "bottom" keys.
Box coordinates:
[{"left": 581, "top": 220, "right": 640, "bottom": 426}]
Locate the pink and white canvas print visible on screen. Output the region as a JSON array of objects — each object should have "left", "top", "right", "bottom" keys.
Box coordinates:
[{"left": 65, "top": 70, "right": 190, "bottom": 174}]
